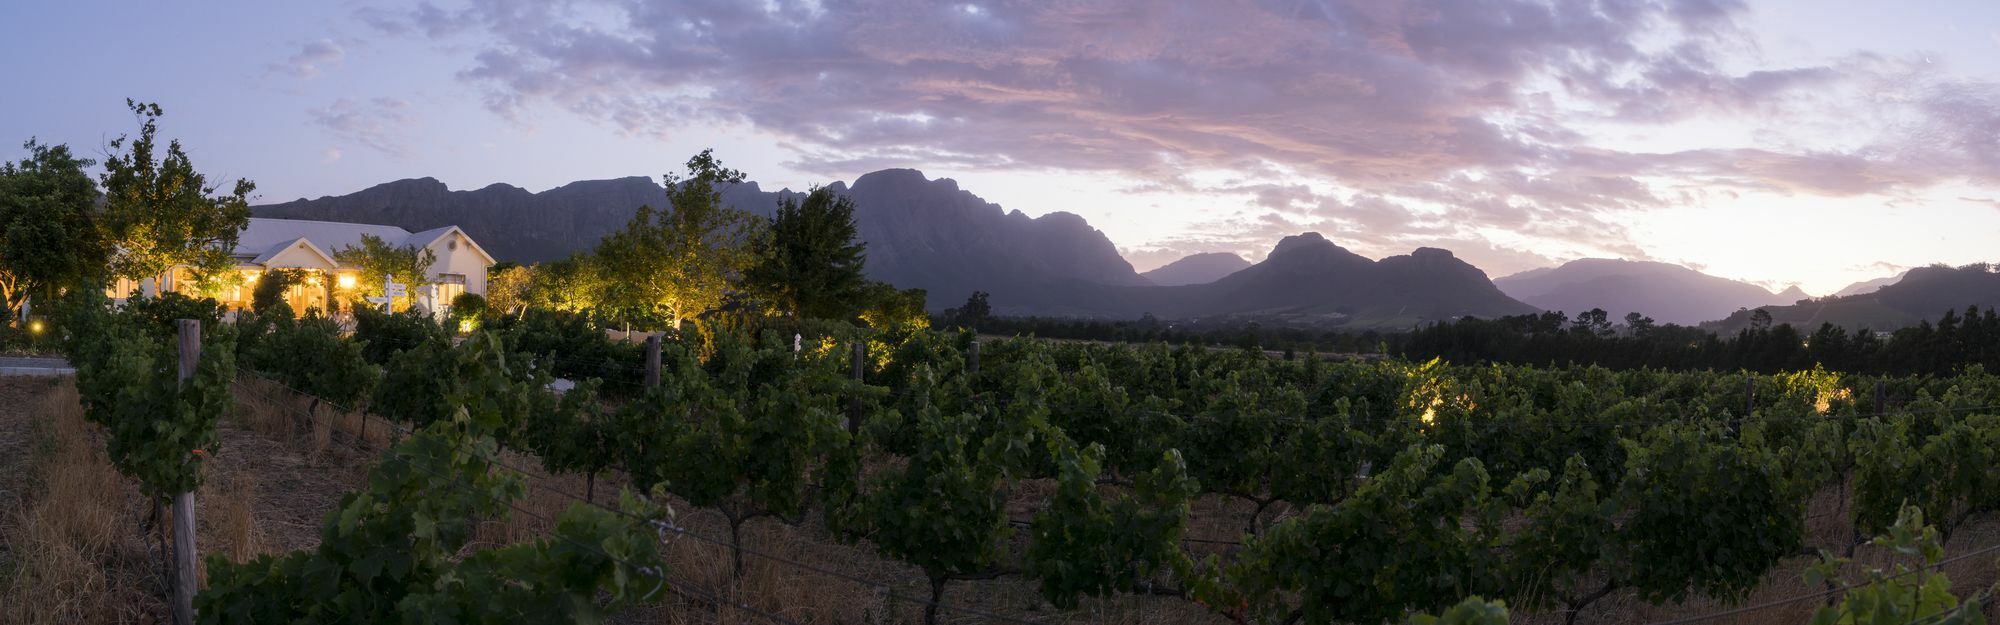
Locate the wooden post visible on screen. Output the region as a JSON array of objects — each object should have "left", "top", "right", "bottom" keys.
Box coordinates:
[
  {"left": 1875, "top": 379, "right": 1886, "bottom": 416},
  {"left": 849, "top": 342, "right": 864, "bottom": 435},
  {"left": 967, "top": 339, "right": 980, "bottom": 376},
  {"left": 173, "top": 320, "right": 199, "bottom": 625},
  {"left": 644, "top": 335, "right": 662, "bottom": 388}
]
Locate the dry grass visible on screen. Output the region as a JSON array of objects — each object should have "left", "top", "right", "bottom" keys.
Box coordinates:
[{"left": 0, "top": 377, "right": 377, "bottom": 624}]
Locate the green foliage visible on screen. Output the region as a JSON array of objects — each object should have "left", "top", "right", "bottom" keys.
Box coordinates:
[
  {"left": 99, "top": 100, "right": 253, "bottom": 293},
  {"left": 1806, "top": 506, "right": 1992, "bottom": 625},
  {"left": 488, "top": 307, "right": 643, "bottom": 392},
  {"left": 1411, "top": 598, "right": 1512, "bottom": 625},
  {"left": 743, "top": 185, "right": 866, "bottom": 319},
  {"left": 0, "top": 139, "right": 107, "bottom": 314},
  {"left": 592, "top": 150, "right": 761, "bottom": 330},
  {"left": 1618, "top": 424, "right": 1802, "bottom": 603},
  {"left": 250, "top": 268, "right": 309, "bottom": 316},
  {"left": 57, "top": 289, "right": 237, "bottom": 502},
  {"left": 940, "top": 290, "right": 991, "bottom": 331},
  {"left": 352, "top": 305, "right": 451, "bottom": 365},
  {"left": 451, "top": 292, "right": 487, "bottom": 320},
  {"left": 333, "top": 233, "right": 436, "bottom": 312},
  {"left": 858, "top": 281, "right": 929, "bottom": 333},
  {"left": 119, "top": 291, "right": 224, "bottom": 340},
  {"left": 198, "top": 424, "right": 665, "bottom": 624},
  {"left": 1026, "top": 444, "right": 1196, "bottom": 608},
  {"left": 241, "top": 310, "right": 378, "bottom": 409}
]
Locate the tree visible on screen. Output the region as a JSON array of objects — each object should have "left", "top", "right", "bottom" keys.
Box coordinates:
[
  {"left": 942, "top": 291, "right": 991, "bottom": 331},
  {"left": 485, "top": 263, "right": 533, "bottom": 315},
  {"left": 592, "top": 149, "right": 760, "bottom": 332},
  {"left": 858, "top": 282, "right": 929, "bottom": 331},
  {"left": 99, "top": 100, "right": 253, "bottom": 295},
  {"left": 334, "top": 233, "right": 435, "bottom": 312},
  {"left": 0, "top": 140, "right": 107, "bottom": 319},
  {"left": 744, "top": 186, "right": 867, "bottom": 319}
]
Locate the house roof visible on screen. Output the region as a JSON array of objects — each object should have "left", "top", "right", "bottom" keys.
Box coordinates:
[
  {"left": 234, "top": 218, "right": 491, "bottom": 266},
  {"left": 248, "top": 236, "right": 339, "bottom": 267}
]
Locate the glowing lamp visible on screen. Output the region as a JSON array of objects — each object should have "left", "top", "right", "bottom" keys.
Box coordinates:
[
  {"left": 458, "top": 319, "right": 478, "bottom": 334},
  {"left": 28, "top": 320, "right": 44, "bottom": 334},
  {"left": 336, "top": 274, "right": 357, "bottom": 289}
]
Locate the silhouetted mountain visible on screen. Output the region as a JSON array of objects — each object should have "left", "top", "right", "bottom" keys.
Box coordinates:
[
  {"left": 1494, "top": 258, "right": 1803, "bottom": 325},
  {"left": 257, "top": 170, "right": 1149, "bottom": 313},
  {"left": 1082, "top": 233, "right": 1538, "bottom": 326},
  {"left": 1140, "top": 252, "right": 1252, "bottom": 286},
  {"left": 1833, "top": 271, "right": 1910, "bottom": 297},
  {"left": 1705, "top": 263, "right": 2000, "bottom": 333},
  {"left": 259, "top": 175, "right": 1535, "bottom": 325}
]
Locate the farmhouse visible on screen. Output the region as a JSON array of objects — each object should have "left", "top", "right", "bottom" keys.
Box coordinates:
[{"left": 107, "top": 217, "right": 496, "bottom": 316}]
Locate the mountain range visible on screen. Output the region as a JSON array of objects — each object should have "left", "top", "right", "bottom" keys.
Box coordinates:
[
  {"left": 1493, "top": 259, "right": 1808, "bottom": 326},
  {"left": 1705, "top": 264, "right": 2000, "bottom": 333},
  {"left": 258, "top": 170, "right": 1979, "bottom": 330},
  {"left": 1141, "top": 252, "right": 1252, "bottom": 286}
]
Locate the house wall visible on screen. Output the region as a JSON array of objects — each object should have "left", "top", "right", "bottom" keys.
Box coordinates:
[{"left": 424, "top": 230, "right": 490, "bottom": 296}]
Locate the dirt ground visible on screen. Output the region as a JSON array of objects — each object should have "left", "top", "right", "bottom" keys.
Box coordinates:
[{"left": 1, "top": 375, "right": 1996, "bottom": 624}]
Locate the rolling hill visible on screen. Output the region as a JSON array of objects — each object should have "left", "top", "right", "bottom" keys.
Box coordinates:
[{"left": 1494, "top": 258, "right": 1807, "bottom": 325}]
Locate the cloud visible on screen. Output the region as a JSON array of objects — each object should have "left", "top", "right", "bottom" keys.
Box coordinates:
[
  {"left": 322, "top": 148, "right": 343, "bottom": 164},
  {"left": 371, "top": 0, "right": 2000, "bottom": 270},
  {"left": 309, "top": 97, "right": 412, "bottom": 156},
  {"left": 271, "top": 39, "right": 346, "bottom": 78}
]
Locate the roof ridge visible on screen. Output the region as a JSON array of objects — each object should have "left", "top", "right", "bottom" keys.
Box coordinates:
[{"left": 247, "top": 216, "right": 415, "bottom": 235}]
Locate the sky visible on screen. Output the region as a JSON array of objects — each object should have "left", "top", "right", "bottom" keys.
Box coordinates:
[{"left": 4, "top": 0, "right": 1998, "bottom": 295}]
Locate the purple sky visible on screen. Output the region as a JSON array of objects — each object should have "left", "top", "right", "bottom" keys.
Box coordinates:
[{"left": 5, "top": 0, "right": 1998, "bottom": 293}]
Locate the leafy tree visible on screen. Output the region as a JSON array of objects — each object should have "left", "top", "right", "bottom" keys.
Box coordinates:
[
  {"left": 592, "top": 149, "right": 760, "bottom": 332},
  {"left": 858, "top": 281, "right": 928, "bottom": 332},
  {"left": 99, "top": 100, "right": 253, "bottom": 295},
  {"left": 334, "top": 233, "right": 435, "bottom": 312},
  {"left": 250, "top": 268, "right": 308, "bottom": 315},
  {"left": 484, "top": 263, "right": 534, "bottom": 315},
  {"left": 942, "top": 291, "right": 991, "bottom": 331},
  {"left": 0, "top": 140, "right": 107, "bottom": 318},
  {"left": 743, "top": 186, "right": 866, "bottom": 319},
  {"left": 523, "top": 254, "right": 601, "bottom": 313}
]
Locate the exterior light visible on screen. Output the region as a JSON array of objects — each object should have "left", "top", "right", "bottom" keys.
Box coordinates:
[
  {"left": 242, "top": 272, "right": 259, "bottom": 283},
  {"left": 305, "top": 275, "right": 322, "bottom": 287},
  {"left": 336, "top": 274, "right": 357, "bottom": 289},
  {"left": 28, "top": 320, "right": 43, "bottom": 334},
  {"left": 458, "top": 318, "right": 478, "bottom": 334}
]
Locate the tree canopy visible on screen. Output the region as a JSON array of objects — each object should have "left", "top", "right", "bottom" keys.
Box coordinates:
[
  {"left": 99, "top": 100, "right": 253, "bottom": 295},
  {"left": 744, "top": 185, "right": 867, "bottom": 319},
  {"left": 334, "top": 233, "right": 436, "bottom": 312},
  {"left": 592, "top": 149, "right": 760, "bottom": 332},
  {"left": 0, "top": 139, "right": 107, "bottom": 318}
]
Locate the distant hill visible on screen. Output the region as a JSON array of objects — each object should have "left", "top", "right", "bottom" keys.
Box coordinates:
[
  {"left": 256, "top": 169, "right": 1149, "bottom": 314},
  {"left": 1494, "top": 258, "right": 1804, "bottom": 325},
  {"left": 1833, "top": 270, "right": 1910, "bottom": 297},
  {"left": 1141, "top": 252, "right": 1252, "bottom": 286},
  {"left": 1080, "top": 233, "right": 1539, "bottom": 326},
  {"left": 1705, "top": 264, "right": 2000, "bottom": 333}
]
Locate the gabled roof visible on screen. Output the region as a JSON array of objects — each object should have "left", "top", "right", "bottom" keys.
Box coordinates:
[
  {"left": 249, "top": 236, "right": 339, "bottom": 268},
  {"left": 236, "top": 218, "right": 413, "bottom": 259},
  {"left": 235, "top": 218, "right": 493, "bottom": 267},
  {"left": 406, "top": 225, "right": 498, "bottom": 266}
]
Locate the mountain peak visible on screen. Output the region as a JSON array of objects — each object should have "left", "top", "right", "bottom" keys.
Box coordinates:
[
  {"left": 851, "top": 168, "right": 936, "bottom": 188},
  {"left": 1269, "top": 232, "right": 1337, "bottom": 257}
]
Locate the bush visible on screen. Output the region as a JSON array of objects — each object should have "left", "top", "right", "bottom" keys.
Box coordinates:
[
  {"left": 121, "top": 292, "right": 223, "bottom": 342},
  {"left": 352, "top": 306, "right": 450, "bottom": 365},
  {"left": 250, "top": 269, "right": 309, "bottom": 315},
  {"left": 451, "top": 292, "right": 487, "bottom": 321},
  {"left": 487, "top": 308, "right": 643, "bottom": 393}
]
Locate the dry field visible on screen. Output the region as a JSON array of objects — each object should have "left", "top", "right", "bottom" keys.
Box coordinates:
[{"left": 0, "top": 375, "right": 1995, "bottom": 624}]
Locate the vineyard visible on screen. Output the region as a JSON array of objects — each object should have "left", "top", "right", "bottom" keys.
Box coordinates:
[{"left": 34, "top": 297, "right": 2000, "bottom": 624}]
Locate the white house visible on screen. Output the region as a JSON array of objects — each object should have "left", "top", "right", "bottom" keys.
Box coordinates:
[{"left": 109, "top": 217, "right": 496, "bottom": 316}]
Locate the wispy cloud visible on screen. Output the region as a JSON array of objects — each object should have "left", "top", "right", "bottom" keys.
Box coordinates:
[
  {"left": 309, "top": 97, "right": 412, "bottom": 156},
  {"left": 271, "top": 38, "right": 345, "bottom": 78}
]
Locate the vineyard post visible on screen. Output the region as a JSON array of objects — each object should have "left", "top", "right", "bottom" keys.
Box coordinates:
[
  {"left": 849, "top": 342, "right": 864, "bottom": 436},
  {"left": 644, "top": 335, "right": 661, "bottom": 388},
  {"left": 172, "top": 319, "right": 200, "bottom": 625},
  {"left": 967, "top": 339, "right": 980, "bottom": 375},
  {"left": 1874, "top": 379, "right": 1885, "bottom": 415}
]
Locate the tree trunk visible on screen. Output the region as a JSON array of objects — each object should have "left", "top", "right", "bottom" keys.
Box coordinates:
[{"left": 924, "top": 576, "right": 947, "bottom": 625}]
